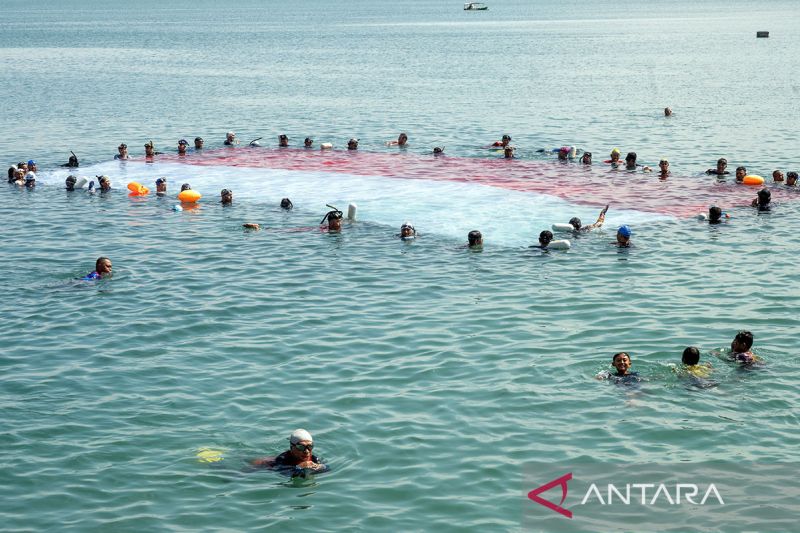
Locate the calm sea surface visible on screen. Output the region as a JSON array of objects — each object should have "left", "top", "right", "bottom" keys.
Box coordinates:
[{"left": 1, "top": 1, "right": 799, "bottom": 531}]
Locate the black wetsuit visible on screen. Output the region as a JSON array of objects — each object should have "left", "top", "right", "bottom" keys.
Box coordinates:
[{"left": 273, "top": 451, "right": 328, "bottom": 476}]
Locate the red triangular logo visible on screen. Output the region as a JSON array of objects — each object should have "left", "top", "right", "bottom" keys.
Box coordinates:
[{"left": 527, "top": 472, "right": 573, "bottom": 518}]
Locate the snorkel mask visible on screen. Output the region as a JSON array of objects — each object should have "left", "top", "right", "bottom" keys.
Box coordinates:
[{"left": 320, "top": 204, "right": 344, "bottom": 225}]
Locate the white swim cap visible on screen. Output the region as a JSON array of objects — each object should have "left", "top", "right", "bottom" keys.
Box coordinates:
[
  {"left": 289, "top": 428, "right": 313, "bottom": 444},
  {"left": 25, "top": 171, "right": 36, "bottom": 181},
  {"left": 227, "top": 131, "right": 235, "bottom": 137}
]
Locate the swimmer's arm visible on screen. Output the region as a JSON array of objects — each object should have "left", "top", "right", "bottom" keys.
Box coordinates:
[
  {"left": 585, "top": 205, "right": 609, "bottom": 230},
  {"left": 251, "top": 456, "right": 277, "bottom": 468}
]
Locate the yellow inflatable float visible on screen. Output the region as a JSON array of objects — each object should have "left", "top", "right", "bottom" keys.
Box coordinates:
[
  {"left": 127, "top": 181, "right": 150, "bottom": 196},
  {"left": 196, "top": 448, "right": 224, "bottom": 463},
  {"left": 742, "top": 175, "right": 764, "bottom": 186}
]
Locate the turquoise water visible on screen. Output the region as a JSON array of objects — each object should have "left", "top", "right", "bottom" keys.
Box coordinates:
[{"left": 2, "top": 1, "right": 800, "bottom": 531}]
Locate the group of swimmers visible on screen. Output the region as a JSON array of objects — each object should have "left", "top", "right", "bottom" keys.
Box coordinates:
[{"left": 599, "top": 331, "right": 759, "bottom": 385}]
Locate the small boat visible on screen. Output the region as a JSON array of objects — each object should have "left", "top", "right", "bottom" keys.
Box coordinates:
[{"left": 464, "top": 2, "right": 488, "bottom": 10}]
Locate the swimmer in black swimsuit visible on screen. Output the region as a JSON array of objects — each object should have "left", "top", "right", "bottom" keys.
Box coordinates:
[
  {"left": 251, "top": 429, "right": 328, "bottom": 477},
  {"left": 280, "top": 198, "right": 293, "bottom": 210},
  {"left": 751, "top": 188, "right": 771, "bottom": 211},
  {"left": 569, "top": 205, "right": 608, "bottom": 232},
  {"left": 706, "top": 158, "right": 729, "bottom": 176},
  {"left": 321, "top": 205, "right": 343, "bottom": 232},
  {"left": 597, "top": 352, "right": 641, "bottom": 383},
  {"left": 220, "top": 189, "right": 233, "bottom": 205},
  {"left": 537, "top": 230, "right": 553, "bottom": 249},
  {"left": 467, "top": 230, "right": 483, "bottom": 248}
]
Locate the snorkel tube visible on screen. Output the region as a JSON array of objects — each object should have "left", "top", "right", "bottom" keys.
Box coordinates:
[
  {"left": 248, "top": 137, "right": 262, "bottom": 147},
  {"left": 320, "top": 204, "right": 343, "bottom": 225}
]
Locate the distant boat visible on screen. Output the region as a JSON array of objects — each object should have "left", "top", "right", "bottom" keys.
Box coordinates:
[{"left": 464, "top": 2, "right": 488, "bottom": 10}]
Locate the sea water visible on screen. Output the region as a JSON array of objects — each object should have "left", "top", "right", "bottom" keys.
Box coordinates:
[{"left": 1, "top": 1, "right": 799, "bottom": 531}]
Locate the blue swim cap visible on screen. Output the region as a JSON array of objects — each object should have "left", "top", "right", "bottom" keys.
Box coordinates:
[
  {"left": 28, "top": 159, "right": 35, "bottom": 166},
  {"left": 618, "top": 225, "right": 632, "bottom": 238}
]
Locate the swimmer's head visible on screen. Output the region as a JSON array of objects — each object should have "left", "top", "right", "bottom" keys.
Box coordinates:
[
  {"left": 347, "top": 138, "right": 359, "bottom": 150},
  {"left": 787, "top": 171, "right": 798, "bottom": 186},
  {"left": 195, "top": 137, "right": 204, "bottom": 149},
  {"left": 501, "top": 134, "right": 511, "bottom": 145},
  {"left": 181, "top": 183, "right": 191, "bottom": 191},
  {"left": 612, "top": 352, "right": 631, "bottom": 375},
  {"left": 433, "top": 146, "right": 444, "bottom": 155},
  {"left": 735, "top": 166, "right": 747, "bottom": 180},
  {"left": 65, "top": 175, "right": 77, "bottom": 190},
  {"left": 709, "top": 205, "right": 722, "bottom": 222},
  {"left": 95, "top": 256, "right": 112, "bottom": 275},
  {"left": 732, "top": 330, "right": 753, "bottom": 353},
  {"left": 322, "top": 205, "right": 343, "bottom": 230},
  {"left": 772, "top": 169, "right": 784, "bottom": 182},
  {"left": 289, "top": 428, "right": 314, "bottom": 459},
  {"left": 581, "top": 152, "right": 592, "bottom": 164},
  {"left": 682, "top": 346, "right": 700, "bottom": 366},
  {"left": 468, "top": 230, "right": 483, "bottom": 247},
  {"left": 98, "top": 175, "right": 111, "bottom": 191},
  {"left": 625, "top": 152, "right": 637, "bottom": 164},
  {"left": 220, "top": 189, "right": 233, "bottom": 204},
  {"left": 717, "top": 158, "right": 727, "bottom": 169},
  {"left": 68, "top": 153, "right": 79, "bottom": 167},
  {"left": 280, "top": 198, "right": 293, "bottom": 210},
  {"left": 400, "top": 221, "right": 415, "bottom": 238},
  {"left": 156, "top": 177, "right": 167, "bottom": 192},
  {"left": 226, "top": 131, "right": 235, "bottom": 141},
  {"left": 279, "top": 134, "right": 289, "bottom": 147},
  {"left": 610, "top": 148, "right": 620, "bottom": 156},
  {"left": 569, "top": 217, "right": 582, "bottom": 230},
  {"left": 504, "top": 146, "right": 515, "bottom": 158},
  {"left": 304, "top": 137, "right": 313, "bottom": 147},
  {"left": 398, "top": 132, "right": 408, "bottom": 145},
  {"left": 178, "top": 139, "right": 189, "bottom": 147},
  {"left": 617, "top": 225, "right": 631, "bottom": 245},
  {"left": 664, "top": 107, "right": 672, "bottom": 116},
  {"left": 538, "top": 230, "right": 553, "bottom": 247},
  {"left": 117, "top": 143, "right": 127, "bottom": 152},
  {"left": 659, "top": 158, "right": 669, "bottom": 169},
  {"left": 557, "top": 146, "right": 569, "bottom": 160},
  {"left": 757, "top": 188, "right": 771, "bottom": 206}
]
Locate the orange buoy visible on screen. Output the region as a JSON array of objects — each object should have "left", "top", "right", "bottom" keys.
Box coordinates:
[
  {"left": 178, "top": 189, "right": 202, "bottom": 203},
  {"left": 742, "top": 175, "right": 764, "bottom": 186}
]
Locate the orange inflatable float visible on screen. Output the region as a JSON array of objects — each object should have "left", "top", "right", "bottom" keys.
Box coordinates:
[
  {"left": 742, "top": 175, "right": 764, "bottom": 186},
  {"left": 127, "top": 181, "right": 150, "bottom": 195},
  {"left": 178, "top": 189, "right": 202, "bottom": 203}
]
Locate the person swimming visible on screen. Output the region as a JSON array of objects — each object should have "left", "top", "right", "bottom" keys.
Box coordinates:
[
  {"left": 251, "top": 429, "right": 328, "bottom": 477},
  {"left": 347, "top": 138, "right": 359, "bottom": 150},
  {"left": 280, "top": 198, "right": 293, "bottom": 210},
  {"left": 115, "top": 143, "right": 130, "bottom": 160},
  {"left": 489, "top": 134, "right": 512, "bottom": 148},
  {"left": 65, "top": 175, "right": 77, "bottom": 191},
  {"left": 751, "top": 188, "right": 771, "bottom": 211},
  {"left": 399, "top": 221, "right": 416, "bottom": 240},
  {"left": 787, "top": 171, "right": 798, "bottom": 187},
  {"left": 321, "top": 205, "right": 343, "bottom": 232},
  {"left": 304, "top": 137, "right": 314, "bottom": 148},
  {"left": 607, "top": 148, "right": 621, "bottom": 165},
  {"left": 178, "top": 139, "right": 189, "bottom": 155},
  {"left": 614, "top": 225, "right": 632, "bottom": 247},
  {"left": 581, "top": 152, "right": 592, "bottom": 165},
  {"left": 707, "top": 206, "right": 728, "bottom": 224},
  {"left": 467, "top": 230, "right": 483, "bottom": 248},
  {"left": 735, "top": 166, "right": 747, "bottom": 183},
  {"left": 433, "top": 146, "right": 445, "bottom": 155},
  {"left": 772, "top": 170, "right": 784, "bottom": 183},
  {"left": 387, "top": 133, "right": 408, "bottom": 147},
  {"left": 81, "top": 257, "right": 112, "bottom": 281},
  {"left": 220, "top": 189, "right": 233, "bottom": 205},
  {"left": 658, "top": 158, "right": 670, "bottom": 178},
  {"left": 677, "top": 346, "right": 713, "bottom": 380},
  {"left": 597, "top": 352, "right": 641, "bottom": 383},
  {"left": 156, "top": 177, "right": 167, "bottom": 195},
  {"left": 624, "top": 152, "right": 651, "bottom": 171},
  {"left": 537, "top": 230, "right": 553, "bottom": 249},
  {"left": 568, "top": 205, "right": 608, "bottom": 232},
  {"left": 504, "top": 146, "right": 515, "bottom": 159},
  {"left": 706, "top": 158, "right": 729, "bottom": 176},
  {"left": 181, "top": 183, "right": 191, "bottom": 192},
  {"left": 730, "top": 330, "right": 755, "bottom": 364},
  {"left": 61, "top": 151, "right": 79, "bottom": 168},
  {"left": 194, "top": 137, "right": 204, "bottom": 150},
  {"left": 98, "top": 175, "right": 111, "bottom": 192},
  {"left": 24, "top": 172, "right": 36, "bottom": 188},
  {"left": 224, "top": 131, "right": 237, "bottom": 146},
  {"left": 664, "top": 107, "right": 672, "bottom": 116}
]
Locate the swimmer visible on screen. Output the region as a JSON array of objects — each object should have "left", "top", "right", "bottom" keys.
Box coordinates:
[
  {"left": 115, "top": 143, "right": 130, "bottom": 160},
  {"left": 614, "top": 225, "right": 632, "bottom": 247},
  {"left": 27, "top": 160, "right": 37, "bottom": 173},
  {"left": 772, "top": 169, "right": 784, "bottom": 183},
  {"left": 787, "top": 171, "right": 798, "bottom": 187},
  {"left": 178, "top": 139, "right": 189, "bottom": 155},
  {"left": 557, "top": 146, "right": 570, "bottom": 161},
  {"left": 706, "top": 158, "right": 729, "bottom": 175},
  {"left": 17, "top": 161, "right": 28, "bottom": 172},
  {"left": 98, "top": 175, "right": 111, "bottom": 192},
  {"left": 679, "top": 346, "right": 712, "bottom": 379},
  {"left": 279, "top": 134, "right": 289, "bottom": 147},
  {"left": 61, "top": 151, "right": 79, "bottom": 168},
  {"left": 537, "top": 230, "right": 554, "bottom": 249},
  {"left": 504, "top": 146, "right": 515, "bottom": 159},
  {"left": 568, "top": 205, "right": 608, "bottom": 232},
  {"left": 65, "top": 175, "right": 77, "bottom": 191},
  {"left": 347, "top": 138, "right": 359, "bottom": 150},
  {"left": 242, "top": 223, "right": 260, "bottom": 230},
  {"left": 280, "top": 198, "right": 293, "bottom": 210},
  {"left": 707, "top": 206, "right": 728, "bottom": 224},
  {"left": 658, "top": 158, "right": 670, "bottom": 178},
  {"left": 751, "top": 188, "right": 771, "bottom": 211},
  {"left": 252, "top": 429, "right": 328, "bottom": 476},
  {"left": 490, "top": 134, "right": 512, "bottom": 148},
  {"left": 735, "top": 166, "right": 747, "bottom": 183},
  {"left": 433, "top": 146, "right": 445, "bottom": 155},
  {"left": 194, "top": 137, "right": 204, "bottom": 150},
  {"left": 24, "top": 172, "right": 36, "bottom": 188},
  {"left": 224, "top": 131, "right": 237, "bottom": 146},
  {"left": 156, "top": 177, "right": 167, "bottom": 195},
  {"left": 608, "top": 148, "right": 621, "bottom": 165},
  {"left": 730, "top": 330, "right": 755, "bottom": 364},
  {"left": 321, "top": 205, "right": 343, "bottom": 232},
  {"left": 12, "top": 167, "right": 25, "bottom": 186},
  {"left": 304, "top": 137, "right": 313, "bottom": 148},
  {"left": 220, "top": 189, "right": 233, "bottom": 205},
  {"left": 581, "top": 152, "right": 592, "bottom": 165},
  {"left": 467, "top": 230, "right": 483, "bottom": 248},
  {"left": 144, "top": 141, "right": 156, "bottom": 158},
  {"left": 82, "top": 257, "right": 112, "bottom": 280},
  {"left": 664, "top": 107, "right": 672, "bottom": 117},
  {"left": 625, "top": 152, "right": 650, "bottom": 171},
  {"left": 387, "top": 132, "right": 408, "bottom": 147},
  {"left": 596, "top": 352, "right": 640, "bottom": 382},
  {"left": 181, "top": 183, "right": 191, "bottom": 192},
  {"left": 399, "top": 221, "right": 416, "bottom": 240}
]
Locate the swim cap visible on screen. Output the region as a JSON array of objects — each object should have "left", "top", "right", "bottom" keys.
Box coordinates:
[
  {"left": 280, "top": 198, "right": 293, "bottom": 209},
  {"left": 24, "top": 171, "right": 36, "bottom": 181},
  {"left": 502, "top": 134, "right": 511, "bottom": 141},
  {"left": 611, "top": 148, "right": 620, "bottom": 155},
  {"left": 660, "top": 158, "right": 668, "bottom": 163},
  {"left": 617, "top": 225, "right": 632, "bottom": 238},
  {"left": 227, "top": 131, "right": 235, "bottom": 137},
  {"left": 349, "top": 138, "right": 359, "bottom": 143},
  {"left": 289, "top": 428, "right": 313, "bottom": 444},
  {"left": 178, "top": 139, "right": 188, "bottom": 145},
  {"left": 195, "top": 137, "right": 203, "bottom": 142},
  {"left": 156, "top": 177, "right": 166, "bottom": 185},
  {"left": 27, "top": 160, "right": 35, "bottom": 166},
  {"left": 181, "top": 183, "right": 191, "bottom": 191},
  {"left": 401, "top": 221, "right": 415, "bottom": 232}
]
